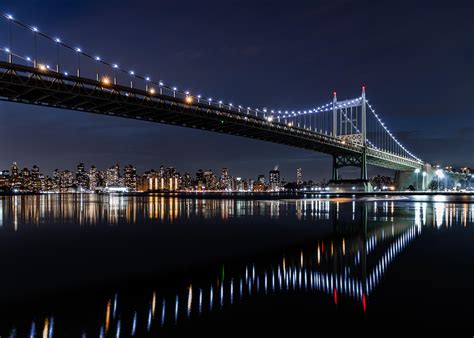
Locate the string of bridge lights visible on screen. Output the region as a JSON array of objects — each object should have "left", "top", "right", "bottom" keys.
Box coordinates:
[
  {"left": 366, "top": 100, "right": 421, "bottom": 162},
  {"left": 1, "top": 12, "right": 336, "bottom": 119},
  {"left": 278, "top": 98, "right": 363, "bottom": 119}
]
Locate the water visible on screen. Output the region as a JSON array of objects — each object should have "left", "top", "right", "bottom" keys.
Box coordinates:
[{"left": 0, "top": 194, "right": 473, "bottom": 335}]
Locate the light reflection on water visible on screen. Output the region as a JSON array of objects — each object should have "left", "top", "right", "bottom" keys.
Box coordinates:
[{"left": 0, "top": 194, "right": 473, "bottom": 335}]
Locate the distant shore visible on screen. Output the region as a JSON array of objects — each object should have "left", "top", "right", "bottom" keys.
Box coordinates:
[{"left": 0, "top": 190, "right": 473, "bottom": 198}]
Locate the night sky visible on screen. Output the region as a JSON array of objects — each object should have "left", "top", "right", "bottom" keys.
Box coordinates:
[{"left": 0, "top": 0, "right": 472, "bottom": 181}]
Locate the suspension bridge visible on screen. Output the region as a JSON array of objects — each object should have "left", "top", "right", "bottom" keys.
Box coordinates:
[{"left": 0, "top": 14, "right": 423, "bottom": 189}]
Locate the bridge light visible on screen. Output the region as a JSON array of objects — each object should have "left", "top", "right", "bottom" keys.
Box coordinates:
[
  {"left": 185, "top": 95, "right": 193, "bottom": 104},
  {"left": 4, "top": 48, "right": 10, "bottom": 53},
  {"left": 26, "top": 57, "right": 31, "bottom": 61},
  {"left": 113, "top": 64, "right": 119, "bottom": 69},
  {"left": 159, "top": 81, "right": 164, "bottom": 86},
  {"left": 75, "top": 47, "right": 81, "bottom": 52},
  {"left": 95, "top": 56, "right": 101, "bottom": 61},
  {"left": 32, "top": 27, "right": 38, "bottom": 32},
  {"left": 38, "top": 64, "right": 47, "bottom": 71},
  {"left": 149, "top": 87, "right": 156, "bottom": 95},
  {"left": 172, "top": 87, "right": 177, "bottom": 91},
  {"left": 6, "top": 14, "right": 13, "bottom": 20},
  {"left": 129, "top": 71, "right": 134, "bottom": 75},
  {"left": 145, "top": 77, "right": 150, "bottom": 81},
  {"left": 55, "top": 38, "right": 61, "bottom": 43},
  {"left": 100, "top": 76, "right": 111, "bottom": 85}
]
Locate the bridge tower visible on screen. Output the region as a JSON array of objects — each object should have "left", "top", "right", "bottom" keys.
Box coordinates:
[{"left": 329, "top": 86, "right": 371, "bottom": 192}]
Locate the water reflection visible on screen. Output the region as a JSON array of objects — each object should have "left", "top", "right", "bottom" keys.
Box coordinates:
[{"left": 1, "top": 195, "right": 474, "bottom": 336}]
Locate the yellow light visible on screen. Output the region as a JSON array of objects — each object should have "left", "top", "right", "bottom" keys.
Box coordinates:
[
  {"left": 101, "top": 76, "right": 111, "bottom": 85},
  {"left": 149, "top": 88, "right": 156, "bottom": 95},
  {"left": 38, "top": 64, "right": 47, "bottom": 71},
  {"left": 185, "top": 95, "right": 193, "bottom": 104}
]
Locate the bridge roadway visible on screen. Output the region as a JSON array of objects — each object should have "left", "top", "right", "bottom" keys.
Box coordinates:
[{"left": 0, "top": 62, "right": 421, "bottom": 171}]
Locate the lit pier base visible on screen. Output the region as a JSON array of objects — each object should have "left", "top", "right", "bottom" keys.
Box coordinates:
[
  {"left": 328, "top": 179, "right": 373, "bottom": 192},
  {"left": 395, "top": 164, "right": 433, "bottom": 191}
]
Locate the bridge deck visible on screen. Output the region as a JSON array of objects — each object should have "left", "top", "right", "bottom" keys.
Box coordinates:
[{"left": 0, "top": 62, "right": 421, "bottom": 171}]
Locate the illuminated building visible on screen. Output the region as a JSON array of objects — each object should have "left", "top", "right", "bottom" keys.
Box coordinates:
[
  {"left": 106, "top": 164, "right": 120, "bottom": 187},
  {"left": 0, "top": 170, "right": 10, "bottom": 191},
  {"left": 269, "top": 166, "right": 280, "bottom": 191},
  {"left": 296, "top": 168, "right": 302, "bottom": 187},
  {"left": 124, "top": 165, "right": 137, "bottom": 191},
  {"left": 31, "top": 165, "right": 42, "bottom": 192},
  {"left": 89, "top": 166, "right": 98, "bottom": 191},
  {"left": 76, "top": 163, "right": 89, "bottom": 190}
]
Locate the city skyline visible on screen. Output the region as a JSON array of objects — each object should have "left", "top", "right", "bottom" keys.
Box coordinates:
[{"left": 0, "top": 0, "right": 472, "bottom": 180}]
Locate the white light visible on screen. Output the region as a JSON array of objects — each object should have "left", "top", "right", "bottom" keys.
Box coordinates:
[
  {"left": 185, "top": 91, "right": 190, "bottom": 95},
  {"left": 197, "top": 95, "right": 201, "bottom": 98},
  {"left": 64, "top": 72, "right": 68, "bottom": 76},
  {"left": 55, "top": 38, "right": 61, "bottom": 43},
  {"left": 75, "top": 47, "right": 81, "bottom": 52},
  {"left": 129, "top": 71, "right": 134, "bottom": 75},
  {"left": 113, "top": 64, "right": 118, "bottom": 68},
  {"left": 32, "top": 27, "right": 38, "bottom": 32},
  {"left": 159, "top": 81, "right": 164, "bottom": 86},
  {"left": 26, "top": 57, "right": 31, "bottom": 61},
  {"left": 208, "top": 98, "right": 212, "bottom": 101},
  {"left": 218, "top": 101, "right": 223, "bottom": 104},
  {"left": 5, "top": 48, "right": 10, "bottom": 53},
  {"left": 95, "top": 56, "right": 101, "bottom": 61},
  {"left": 172, "top": 87, "right": 177, "bottom": 91},
  {"left": 6, "top": 14, "right": 13, "bottom": 20},
  {"left": 145, "top": 77, "right": 150, "bottom": 81}
]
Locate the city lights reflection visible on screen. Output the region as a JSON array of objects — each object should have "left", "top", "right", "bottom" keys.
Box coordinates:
[{"left": 0, "top": 195, "right": 473, "bottom": 336}]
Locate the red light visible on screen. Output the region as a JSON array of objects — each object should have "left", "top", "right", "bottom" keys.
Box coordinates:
[
  {"left": 321, "top": 242, "right": 325, "bottom": 253},
  {"left": 333, "top": 91, "right": 337, "bottom": 96},
  {"left": 333, "top": 288, "right": 338, "bottom": 305},
  {"left": 362, "top": 293, "right": 367, "bottom": 312},
  {"left": 362, "top": 86, "right": 366, "bottom": 91}
]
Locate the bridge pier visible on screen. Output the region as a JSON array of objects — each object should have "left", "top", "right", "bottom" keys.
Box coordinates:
[{"left": 328, "top": 153, "right": 372, "bottom": 192}]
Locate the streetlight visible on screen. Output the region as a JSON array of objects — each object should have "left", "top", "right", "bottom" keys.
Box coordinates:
[
  {"left": 414, "top": 168, "right": 420, "bottom": 191},
  {"left": 435, "top": 169, "right": 444, "bottom": 192}
]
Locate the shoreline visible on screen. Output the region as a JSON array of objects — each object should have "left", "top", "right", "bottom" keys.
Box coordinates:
[{"left": 0, "top": 191, "right": 473, "bottom": 198}]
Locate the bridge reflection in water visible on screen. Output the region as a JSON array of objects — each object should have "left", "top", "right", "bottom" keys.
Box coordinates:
[{"left": 1, "top": 195, "right": 473, "bottom": 336}]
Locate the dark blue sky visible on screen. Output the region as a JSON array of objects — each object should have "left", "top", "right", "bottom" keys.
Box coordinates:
[{"left": 0, "top": 0, "right": 472, "bottom": 181}]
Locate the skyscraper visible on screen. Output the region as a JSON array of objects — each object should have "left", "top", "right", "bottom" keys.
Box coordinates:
[
  {"left": 124, "top": 165, "right": 137, "bottom": 191},
  {"left": 269, "top": 166, "right": 280, "bottom": 192},
  {"left": 296, "top": 168, "right": 302, "bottom": 187},
  {"left": 89, "top": 166, "right": 98, "bottom": 191},
  {"left": 106, "top": 164, "right": 120, "bottom": 187}
]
